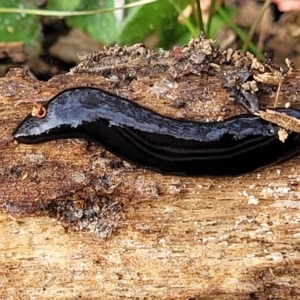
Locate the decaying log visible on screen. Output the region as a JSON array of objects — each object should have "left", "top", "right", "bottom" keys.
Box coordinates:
[{"left": 0, "top": 37, "right": 300, "bottom": 299}]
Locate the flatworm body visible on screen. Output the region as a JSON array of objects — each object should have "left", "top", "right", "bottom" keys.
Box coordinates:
[{"left": 12, "top": 87, "right": 300, "bottom": 176}]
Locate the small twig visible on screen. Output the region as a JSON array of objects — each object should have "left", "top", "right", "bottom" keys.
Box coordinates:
[
  {"left": 255, "top": 109, "right": 300, "bottom": 134},
  {"left": 273, "top": 80, "right": 283, "bottom": 108}
]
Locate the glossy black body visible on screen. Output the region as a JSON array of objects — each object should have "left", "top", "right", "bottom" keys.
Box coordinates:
[{"left": 12, "top": 87, "right": 300, "bottom": 176}]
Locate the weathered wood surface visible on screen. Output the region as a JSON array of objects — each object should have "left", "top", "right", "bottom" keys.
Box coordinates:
[{"left": 0, "top": 39, "right": 300, "bottom": 299}]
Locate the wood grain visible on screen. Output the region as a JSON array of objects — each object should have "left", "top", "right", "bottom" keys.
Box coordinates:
[{"left": 0, "top": 39, "right": 299, "bottom": 299}]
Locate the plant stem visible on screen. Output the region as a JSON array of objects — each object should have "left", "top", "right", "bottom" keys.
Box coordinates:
[
  {"left": 0, "top": 0, "right": 157, "bottom": 16},
  {"left": 241, "top": 0, "right": 271, "bottom": 55},
  {"left": 195, "top": 0, "right": 205, "bottom": 34},
  {"left": 206, "top": 0, "right": 216, "bottom": 38},
  {"left": 168, "top": 0, "right": 198, "bottom": 37},
  {"left": 217, "top": 5, "right": 263, "bottom": 60}
]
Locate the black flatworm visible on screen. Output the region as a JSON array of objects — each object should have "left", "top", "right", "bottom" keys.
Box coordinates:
[{"left": 12, "top": 87, "right": 300, "bottom": 176}]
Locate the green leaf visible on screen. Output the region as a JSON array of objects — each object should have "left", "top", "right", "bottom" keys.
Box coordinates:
[
  {"left": 118, "top": 0, "right": 189, "bottom": 48},
  {"left": 65, "top": 0, "right": 118, "bottom": 44},
  {"left": 0, "top": 0, "right": 40, "bottom": 46},
  {"left": 47, "top": 0, "right": 81, "bottom": 11},
  {"left": 207, "top": 6, "right": 236, "bottom": 39}
]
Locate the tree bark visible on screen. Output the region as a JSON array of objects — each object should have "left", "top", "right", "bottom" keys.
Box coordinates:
[{"left": 0, "top": 38, "right": 299, "bottom": 299}]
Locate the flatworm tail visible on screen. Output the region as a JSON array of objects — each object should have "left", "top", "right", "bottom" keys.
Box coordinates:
[{"left": 12, "top": 87, "right": 300, "bottom": 176}]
